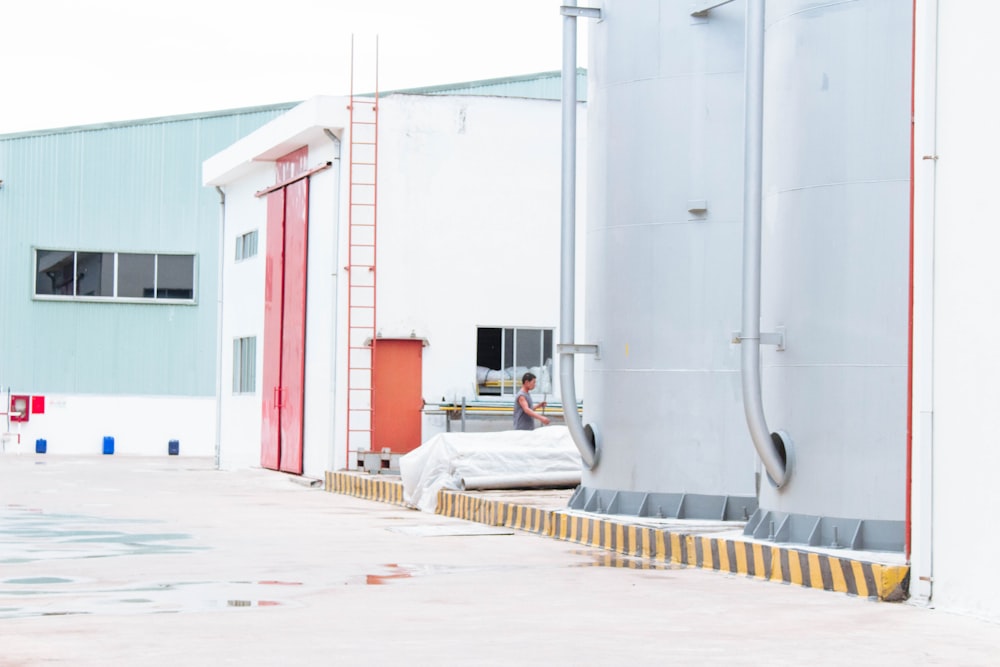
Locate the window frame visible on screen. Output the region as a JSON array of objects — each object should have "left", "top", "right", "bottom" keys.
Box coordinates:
[
  {"left": 232, "top": 336, "right": 257, "bottom": 395},
  {"left": 33, "top": 248, "right": 197, "bottom": 305},
  {"left": 235, "top": 230, "right": 259, "bottom": 262},
  {"left": 475, "top": 326, "right": 554, "bottom": 398}
]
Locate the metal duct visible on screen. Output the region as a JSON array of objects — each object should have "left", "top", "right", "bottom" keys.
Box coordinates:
[
  {"left": 740, "top": 0, "right": 791, "bottom": 488},
  {"left": 559, "top": 0, "right": 599, "bottom": 470}
]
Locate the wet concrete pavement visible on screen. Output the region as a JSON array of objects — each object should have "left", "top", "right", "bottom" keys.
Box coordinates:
[{"left": 2, "top": 454, "right": 999, "bottom": 666}]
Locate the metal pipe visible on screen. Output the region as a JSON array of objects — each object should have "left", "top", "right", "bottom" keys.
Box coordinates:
[
  {"left": 460, "top": 471, "right": 582, "bottom": 491},
  {"left": 323, "top": 128, "right": 343, "bottom": 473},
  {"left": 911, "top": 0, "right": 938, "bottom": 601},
  {"left": 213, "top": 186, "right": 226, "bottom": 470},
  {"left": 560, "top": 0, "right": 598, "bottom": 470},
  {"left": 740, "top": 0, "right": 790, "bottom": 488}
]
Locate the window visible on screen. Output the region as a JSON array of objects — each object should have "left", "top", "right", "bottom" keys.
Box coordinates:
[
  {"left": 475, "top": 327, "right": 554, "bottom": 397},
  {"left": 235, "top": 230, "right": 258, "bottom": 261},
  {"left": 34, "top": 249, "right": 196, "bottom": 303},
  {"left": 233, "top": 336, "right": 257, "bottom": 394}
]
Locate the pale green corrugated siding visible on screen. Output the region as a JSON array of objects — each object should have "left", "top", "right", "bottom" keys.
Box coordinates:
[
  {"left": 382, "top": 69, "right": 587, "bottom": 101},
  {"left": 0, "top": 105, "right": 292, "bottom": 396}
]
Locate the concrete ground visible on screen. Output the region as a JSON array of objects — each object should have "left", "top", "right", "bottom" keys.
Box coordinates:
[{"left": 2, "top": 455, "right": 998, "bottom": 666}]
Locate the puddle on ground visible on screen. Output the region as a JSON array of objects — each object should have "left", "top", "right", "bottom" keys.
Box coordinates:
[
  {"left": 569, "top": 549, "right": 677, "bottom": 570},
  {"left": 5, "top": 577, "right": 77, "bottom": 585},
  {"left": 386, "top": 524, "right": 514, "bottom": 537},
  {"left": 0, "top": 506, "right": 205, "bottom": 564},
  {"left": 362, "top": 564, "right": 413, "bottom": 585},
  {"left": 0, "top": 579, "right": 294, "bottom": 619}
]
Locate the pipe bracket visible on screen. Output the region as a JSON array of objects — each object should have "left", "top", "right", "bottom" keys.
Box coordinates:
[
  {"left": 560, "top": 6, "right": 603, "bottom": 19},
  {"left": 690, "top": 0, "right": 737, "bottom": 18},
  {"left": 557, "top": 343, "right": 600, "bottom": 360},
  {"left": 731, "top": 327, "right": 785, "bottom": 351}
]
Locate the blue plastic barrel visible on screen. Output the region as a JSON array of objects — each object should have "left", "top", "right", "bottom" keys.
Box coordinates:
[
  {"left": 102, "top": 436, "right": 115, "bottom": 455},
  {"left": 35, "top": 438, "right": 47, "bottom": 454},
  {"left": 168, "top": 439, "right": 179, "bottom": 456}
]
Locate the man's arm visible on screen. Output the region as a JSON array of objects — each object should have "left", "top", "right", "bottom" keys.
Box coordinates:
[{"left": 518, "top": 395, "right": 550, "bottom": 425}]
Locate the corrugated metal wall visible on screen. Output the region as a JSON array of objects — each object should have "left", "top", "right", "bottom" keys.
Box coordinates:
[
  {"left": 0, "top": 105, "right": 292, "bottom": 396},
  {"left": 0, "top": 71, "right": 582, "bottom": 398}
]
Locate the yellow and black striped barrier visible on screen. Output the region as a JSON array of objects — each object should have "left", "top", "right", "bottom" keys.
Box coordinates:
[
  {"left": 546, "top": 513, "right": 910, "bottom": 600},
  {"left": 324, "top": 471, "right": 406, "bottom": 506},
  {"left": 322, "top": 472, "right": 910, "bottom": 601},
  {"left": 436, "top": 490, "right": 553, "bottom": 534}
]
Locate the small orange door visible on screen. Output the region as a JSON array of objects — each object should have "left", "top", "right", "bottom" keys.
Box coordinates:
[{"left": 372, "top": 339, "right": 424, "bottom": 453}]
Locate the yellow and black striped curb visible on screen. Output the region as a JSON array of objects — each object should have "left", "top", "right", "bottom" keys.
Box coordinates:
[
  {"left": 547, "top": 512, "right": 910, "bottom": 601},
  {"left": 436, "top": 489, "right": 554, "bottom": 534},
  {"left": 322, "top": 473, "right": 910, "bottom": 601},
  {"left": 324, "top": 471, "right": 406, "bottom": 506}
]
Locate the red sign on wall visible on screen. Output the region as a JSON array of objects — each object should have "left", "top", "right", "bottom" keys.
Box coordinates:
[
  {"left": 10, "top": 395, "right": 29, "bottom": 422},
  {"left": 31, "top": 395, "right": 45, "bottom": 415}
]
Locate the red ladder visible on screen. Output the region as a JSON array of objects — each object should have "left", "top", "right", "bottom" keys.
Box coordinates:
[{"left": 345, "top": 37, "right": 379, "bottom": 467}]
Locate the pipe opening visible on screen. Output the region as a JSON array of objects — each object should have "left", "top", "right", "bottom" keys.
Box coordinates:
[
  {"left": 771, "top": 432, "right": 786, "bottom": 467},
  {"left": 764, "top": 430, "right": 793, "bottom": 488},
  {"left": 583, "top": 423, "right": 600, "bottom": 463}
]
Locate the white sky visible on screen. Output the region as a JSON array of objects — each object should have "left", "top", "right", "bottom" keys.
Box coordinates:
[{"left": 1, "top": 0, "right": 587, "bottom": 134}]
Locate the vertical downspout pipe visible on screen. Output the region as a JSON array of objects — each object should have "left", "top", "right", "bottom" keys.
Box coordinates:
[
  {"left": 741, "top": 0, "right": 790, "bottom": 488},
  {"left": 214, "top": 186, "right": 226, "bottom": 469},
  {"left": 323, "top": 129, "right": 343, "bottom": 473},
  {"left": 560, "top": 0, "right": 598, "bottom": 470}
]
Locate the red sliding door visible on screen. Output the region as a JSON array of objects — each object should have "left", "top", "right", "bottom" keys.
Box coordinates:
[{"left": 261, "top": 148, "right": 310, "bottom": 474}]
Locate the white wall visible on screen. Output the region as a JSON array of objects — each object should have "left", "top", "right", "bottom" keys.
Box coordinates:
[
  {"left": 376, "top": 94, "right": 587, "bottom": 408},
  {"left": 209, "top": 93, "right": 586, "bottom": 478},
  {"left": 1, "top": 395, "right": 215, "bottom": 456},
  {"left": 217, "top": 166, "right": 270, "bottom": 471},
  {"left": 912, "top": 0, "right": 1000, "bottom": 622}
]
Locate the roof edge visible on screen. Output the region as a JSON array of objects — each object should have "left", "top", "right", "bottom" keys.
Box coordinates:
[
  {"left": 0, "top": 101, "right": 301, "bottom": 141},
  {"left": 375, "top": 68, "right": 586, "bottom": 97}
]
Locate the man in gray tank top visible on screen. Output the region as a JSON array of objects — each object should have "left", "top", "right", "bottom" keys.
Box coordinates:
[{"left": 513, "top": 372, "right": 550, "bottom": 430}]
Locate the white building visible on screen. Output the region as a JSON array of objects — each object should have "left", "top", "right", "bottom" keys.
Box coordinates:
[
  {"left": 204, "top": 91, "right": 586, "bottom": 479},
  {"left": 910, "top": 0, "right": 1000, "bottom": 623}
]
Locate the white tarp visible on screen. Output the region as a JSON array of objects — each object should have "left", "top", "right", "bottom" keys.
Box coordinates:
[{"left": 399, "top": 426, "right": 583, "bottom": 513}]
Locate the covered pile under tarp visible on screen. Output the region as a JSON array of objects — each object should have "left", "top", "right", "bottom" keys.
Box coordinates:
[{"left": 399, "top": 426, "right": 583, "bottom": 513}]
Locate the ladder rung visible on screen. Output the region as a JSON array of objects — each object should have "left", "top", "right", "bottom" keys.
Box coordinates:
[
  {"left": 352, "top": 161, "right": 376, "bottom": 166},
  {"left": 351, "top": 120, "right": 377, "bottom": 125},
  {"left": 352, "top": 141, "right": 376, "bottom": 146},
  {"left": 351, "top": 182, "right": 375, "bottom": 186}
]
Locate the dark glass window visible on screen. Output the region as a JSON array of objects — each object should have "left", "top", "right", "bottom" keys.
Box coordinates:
[
  {"left": 34, "top": 249, "right": 195, "bottom": 303},
  {"left": 157, "top": 255, "right": 194, "bottom": 299},
  {"left": 118, "top": 253, "right": 156, "bottom": 299},
  {"left": 35, "top": 250, "right": 75, "bottom": 296},
  {"left": 475, "top": 327, "right": 554, "bottom": 397}
]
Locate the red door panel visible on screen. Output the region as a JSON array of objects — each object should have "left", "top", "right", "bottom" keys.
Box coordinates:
[
  {"left": 278, "top": 177, "right": 309, "bottom": 474},
  {"left": 260, "top": 189, "right": 286, "bottom": 470},
  {"left": 372, "top": 339, "right": 423, "bottom": 453},
  {"left": 260, "top": 146, "right": 311, "bottom": 473}
]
